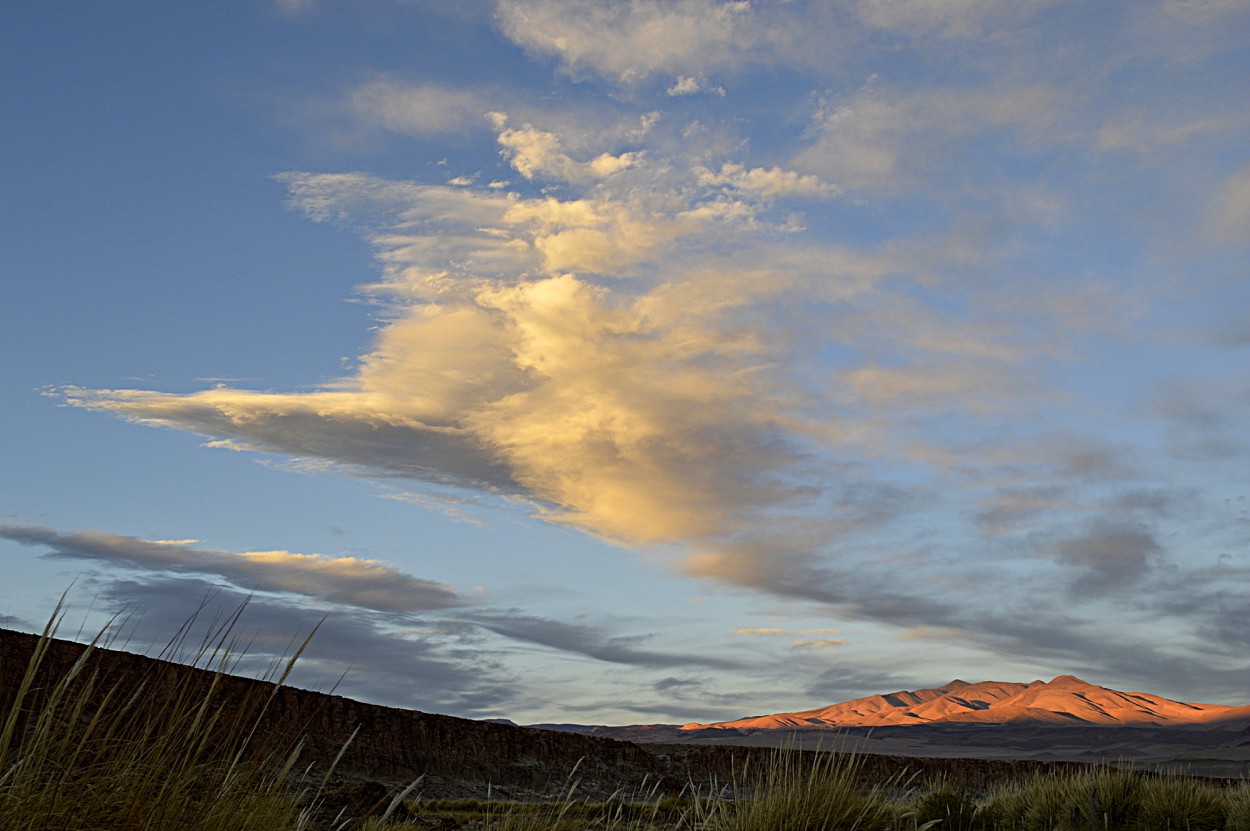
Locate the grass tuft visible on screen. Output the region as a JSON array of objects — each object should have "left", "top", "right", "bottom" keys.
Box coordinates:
[{"left": 0, "top": 593, "right": 328, "bottom": 831}]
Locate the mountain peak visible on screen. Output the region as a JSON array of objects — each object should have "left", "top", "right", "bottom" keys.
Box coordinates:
[{"left": 680, "top": 677, "right": 1250, "bottom": 732}]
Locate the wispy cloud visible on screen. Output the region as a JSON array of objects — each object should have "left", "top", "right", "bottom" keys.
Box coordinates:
[
  {"left": 854, "top": 0, "right": 1061, "bottom": 38},
  {"left": 474, "top": 611, "right": 740, "bottom": 669},
  {"left": 0, "top": 524, "right": 464, "bottom": 613},
  {"left": 349, "top": 78, "right": 492, "bottom": 136},
  {"left": 495, "top": 0, "right": 770, "bottom": 86}
]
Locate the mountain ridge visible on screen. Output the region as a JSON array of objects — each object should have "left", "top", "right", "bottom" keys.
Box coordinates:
[{"left": 679, "top": 675, "right": 1250, "bottom": 731}]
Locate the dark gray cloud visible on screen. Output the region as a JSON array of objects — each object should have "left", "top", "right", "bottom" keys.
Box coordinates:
[
  {"left": 1054, "top": 521, "right": 1163, "bottom": 596},
  {"left": 471, "top": 611, "right": 741, "bottom": 670},
  {"left": 652, "top": 675, "right": 746, "bottom": 707},
  {"left": 807, "top": 666, "right": 920, "bottom": 703},
  {"left": 686, "top": 543, "right": 961, "bottom": 630},
  {"left": 0, "top": 613, "right": 30, "bottom": 630},
  {"left": 1151, "top": 378, "right": 1250, "bottom": 461},
  {"left": 975, "top": 484, "right": 1068, "bottom": 534},
  {"left": 1107, "top": 488, "right": 1185, "bottom": 518},
  {"left": 94, "top": 576, "right": 516, "bottom": 714},
  {"left": 60, "top": 389, "right": 525, "bottom": 496}
]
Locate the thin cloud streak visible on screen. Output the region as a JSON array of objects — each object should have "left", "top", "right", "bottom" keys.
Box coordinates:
[{"left": 0, "top": 524, "right": 464, "bottom": 614}]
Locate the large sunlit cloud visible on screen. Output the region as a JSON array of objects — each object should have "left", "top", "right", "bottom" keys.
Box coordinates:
[{"left": 65, "top": 109, "right": 906, "bottom": 555}]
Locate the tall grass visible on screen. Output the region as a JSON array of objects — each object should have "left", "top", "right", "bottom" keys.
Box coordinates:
[
  {"left": 689, "top": 747, "right": 896, "bottom": 831},
  {"left": 0, "top": 596, "right": 320, "bottom": 831},
  {"left": 974, "top": 764, "right": 1235, "bottom": 831}
]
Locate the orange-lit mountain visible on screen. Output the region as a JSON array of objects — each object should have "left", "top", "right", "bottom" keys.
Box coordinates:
[{"left": 680, "top": 676, "right": 1250, "bottom": 731}]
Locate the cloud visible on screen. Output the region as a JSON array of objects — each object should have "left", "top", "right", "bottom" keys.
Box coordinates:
[
  {"left": 349, "top": 78, "right": 490, "bottom": 135},
  {"left": 1162, "top": 0, "right": 1250, "bottom": 23},
  {"left": 807, "top": 666, "right": 919, "bottom": 702},
  {"left": 490, "top": 114, "right": 642, "bottom": 183},
  {"left": 854, "top": 0, "right": 1060, "bottom": 37},
  {"left": 698, "top": 163, "right": 840, "bottom": 199},
  {"left": 789, "top": 638, "right": 848, "bottom": 650},
  {"left": 495, "top": 0, "right": 766, "bottom": 86},
  {"left": 793, "top": 80, "right": 1071, "bottom": 193},
  {"left": 275, "top": 0, "right": 315, "bottom": 15},
  {"left": 92, "top": 576, "right": 515, "bottom": 713},
  {"left": 666, "top": 75, "right": 725, "bottom": 97},
  {"left": 1054, "top": 521, "right": 1163, "bottom": 596},
  {"left": 68, "top": 131, "right": 887, "bottom": 556},
  {"left": 472, "top": 611, "right": 739, "bottom": 668},
  {"left": 731, "top": 625, "right": 847, "bottom": 652},
  {"left": 0, "top": 614, "right": 29, "bottom": 630},
  {"left": 651, "top": 675, "right": 745, "bottom": 707},
  {"left": 0, "top": 524, "right": 464, "bottom": 613},
  {"left": 4, "top": 523, "right": 740, "bottom": 710},
  {"left": 1213, "top": 162, "right": 1250, "bottom": 241}
]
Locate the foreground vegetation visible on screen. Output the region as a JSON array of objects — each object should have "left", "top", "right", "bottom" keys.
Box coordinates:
[
  {"left": 396, "top": 762, "right": 1250, "bottom": 831},
  {"left": 3, "top": 601, "right": 1248, "bottom": 830}
]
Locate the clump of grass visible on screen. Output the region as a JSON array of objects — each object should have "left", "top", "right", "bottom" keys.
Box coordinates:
[
  {"left": 0, "top": 595, "right": 330, "bottom": 831},
  {"left": 964, "top": 764, "right": 1235, "bottom": 831},
  {"left": 907, "top": 776, "right": 979, "bottom": 830},
  {"left": 692, "top": 748, "right": 894, "bottom": 831},
  {"left": 1227, "top": 781, "right": 1250, "bottom": 830},
  {"left": 1136, "top": 773, "right": 1227, "bottom": 830},
  {"left": 975, "top": 776, "right": 1034, "bottom": 830},
  {"left": 1052, "top": 766, "right": 1144, "bottom": 831}
]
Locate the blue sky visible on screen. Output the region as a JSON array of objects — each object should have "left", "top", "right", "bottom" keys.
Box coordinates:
[{"left": 3, "top": 0, "right": 1249, "bottom": 724}]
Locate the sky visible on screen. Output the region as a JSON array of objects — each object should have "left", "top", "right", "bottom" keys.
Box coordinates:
[{"left": 2, "top": 0, "right": 1249, "bottom": 726}]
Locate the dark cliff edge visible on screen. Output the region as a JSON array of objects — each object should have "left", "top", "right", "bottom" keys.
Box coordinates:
[{"left": 1, "top": 626, "right": 1087, "bottom": 799}]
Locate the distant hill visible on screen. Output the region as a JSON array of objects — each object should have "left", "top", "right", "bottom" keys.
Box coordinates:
[
  {"left": 546, "top": 677, "right": 1250, "bottom": 776},
  {"left": 680, "top": 675, "right": 1250, "bottom": 731}
]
